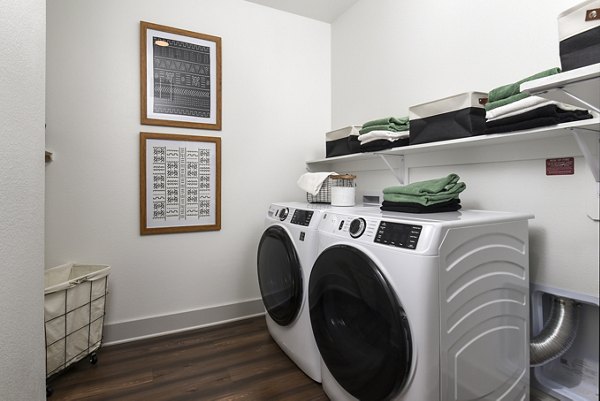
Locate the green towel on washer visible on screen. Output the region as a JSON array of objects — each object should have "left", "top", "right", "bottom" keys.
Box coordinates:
[{"left": 383, "top": 173, "right": 466, "bottom": 206}]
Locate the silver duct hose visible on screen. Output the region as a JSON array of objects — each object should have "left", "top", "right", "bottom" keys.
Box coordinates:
[{"left": 530, "top": 296, "right": 580, "bottom": 367}]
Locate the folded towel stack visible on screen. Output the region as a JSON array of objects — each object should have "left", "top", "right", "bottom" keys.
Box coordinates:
[
  {"left": 486, "top": 67, "right": 561, "bottom": 110},
  {"left": 358, "top": 117, "right": 410, "bottom": 152},
  {"left": 485, "top": 67, "right": 593, "bottom": 133},
  {"left": 381, "top": 173, "right": 465, "bottom": 213}
]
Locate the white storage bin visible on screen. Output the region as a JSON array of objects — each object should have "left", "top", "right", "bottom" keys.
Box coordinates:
[
  {"left": 408, "top": 91, "right": 488, "bottom": 145},
  {"left": 44, "top": 263, "right": 111, "bottom": 377},
  {"left": 326, "top": 125, "right": 361, "bottom": 158},
  {"left": 558, "top": 0, "right": 600, "bottom": 71}
]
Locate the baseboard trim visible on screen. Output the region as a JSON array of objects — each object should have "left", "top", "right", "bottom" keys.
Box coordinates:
[{"left": 102, "top": 299, "right": 265, "bottom": 346}]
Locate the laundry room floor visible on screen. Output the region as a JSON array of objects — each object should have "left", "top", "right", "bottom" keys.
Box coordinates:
[
  {"left": 46, "top": 316, "right": 327, "bottom": 400},
  {"left": 47, "top": 315, "right": 561, "bottom": 400}
]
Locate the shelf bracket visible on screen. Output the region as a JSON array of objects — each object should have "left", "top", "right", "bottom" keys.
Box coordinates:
[
  {"left": 560, "top": 88, "right": 600, "bottom": 114},
  {"left": 570, "top": 128, "right": 600, "bottom": 198},
  {"left": 377, "top": 154, "right": 405, "bottom": 185}
]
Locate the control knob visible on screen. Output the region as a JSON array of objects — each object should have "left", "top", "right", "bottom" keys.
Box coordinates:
[
  {"left": 278, "top": 208, "right": 289, "bottom": 221},
  {"left": 349, "top": 218, "right": 366, "bottom": 238}
]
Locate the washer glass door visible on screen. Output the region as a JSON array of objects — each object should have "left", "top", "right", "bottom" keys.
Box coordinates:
[
  {"left": 309, "top": 245, "right": 412, "bottom": 401},
  {"left": 257, "top": 225, "right": 303, "bottom": 326}
]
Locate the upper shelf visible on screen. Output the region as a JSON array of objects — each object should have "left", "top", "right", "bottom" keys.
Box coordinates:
[
  {"left": 520, "top": 63, "right": 600, "bottom": 112},
  {"left": 308, "top": 65, "right": 600, "bottom": 195},
  {"left": 306, "top": 118, "right": 600, "bottom": 167}
]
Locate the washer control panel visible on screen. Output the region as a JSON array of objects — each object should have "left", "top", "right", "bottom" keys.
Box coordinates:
[
  {"left": 375, "top": 221, "right": 422, "bottom": 249},
  {"left": 291, "top": 209, "right": 314, "bottom": 226}
]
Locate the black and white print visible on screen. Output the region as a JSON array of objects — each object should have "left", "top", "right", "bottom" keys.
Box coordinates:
[
  {"left": 147, "top": 139, "right": 216, "bottom": 228},
  {"left": 143, "top": 24, "right": 219, "bottom": 128},
  {"left": 152, "top": 37, "right": 212, "bottom": 119}
]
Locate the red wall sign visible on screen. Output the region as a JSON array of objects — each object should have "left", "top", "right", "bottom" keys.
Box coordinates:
[{"left": 546, "top": 157, "right": 574, "bottom": 175}]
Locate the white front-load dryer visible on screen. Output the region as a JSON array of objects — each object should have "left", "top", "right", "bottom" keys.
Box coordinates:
[
  {"left": 309, "top": 208, "right": 533, "bottom": 401},
  {"left": 256, "top": 201, "right": 328, "bottom": 382}
]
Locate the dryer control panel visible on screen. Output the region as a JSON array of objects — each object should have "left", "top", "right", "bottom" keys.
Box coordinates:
[
  {"left": 291, "top": 209, "right": 314, "bottom": 226},
  {"left": 375, "top": 221, "right": 422, "bottom": 249}
]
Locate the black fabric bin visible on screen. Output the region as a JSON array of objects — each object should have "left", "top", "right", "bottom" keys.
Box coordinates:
[
  {"left": 408, "top": 92, "right": 488, "bottom": 145},
  {"left": 558, "top": 0, "right": 600, "bottom": 71},
  {"left": 326, "top": 126, "right": 361, "bottom": 157}
]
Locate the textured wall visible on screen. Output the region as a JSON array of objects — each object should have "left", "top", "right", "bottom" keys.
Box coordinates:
[{"left": 0, "top": 0, "right": 46, "bottom": 399}]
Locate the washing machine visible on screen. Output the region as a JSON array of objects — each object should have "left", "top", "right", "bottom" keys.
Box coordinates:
[
  {"left": 309, "top": 208, "right": 534, "bottom": 401},
  {"left": 256, "top": 201, "right": 329, "bottom": 382}
]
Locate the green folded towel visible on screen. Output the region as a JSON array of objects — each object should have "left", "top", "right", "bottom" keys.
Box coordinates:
[
  {"left": 382, "top": 191, "right": 464, "bottom": 206},
  {"left": 383, "top": 173, "right": 461, "bottom": 195},
  {"left": 362, "top": 116, "right": 409, "bottom": 128},
  {"left": 382, "top": 173, "right": 466, "bottom": 206},
  {"left": 485, "top": 92, "right": 530, "bottom": 111},
  {"left": 488, "top": 67, "right": 560, "bottom": 103},
  {"left": 359, "top": 123, "right": 409, "bottom": 135}
]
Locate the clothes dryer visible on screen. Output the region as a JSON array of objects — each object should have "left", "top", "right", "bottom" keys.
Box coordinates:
[
  {"left": 309, "top": 208, "right": 533, "bottom": 401},
  {"left": 256, "top": 202, "right": 328, "bottom": 382}
]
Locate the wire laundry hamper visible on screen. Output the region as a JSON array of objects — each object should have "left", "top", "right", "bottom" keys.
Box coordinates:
[{"left": 44, "top": 263, "right": 111, "bottom": 380}]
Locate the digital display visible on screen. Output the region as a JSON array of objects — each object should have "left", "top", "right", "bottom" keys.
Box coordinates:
[
  {"left": 374, "top": 221, "right": 422, "bottom": 249},
  {"left": 291, "top": 210, "right": 314, "bottom": 226}
]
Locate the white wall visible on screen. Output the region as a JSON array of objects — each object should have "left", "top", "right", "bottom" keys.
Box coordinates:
[
  {"left": 330, "top": 0, "right": 599, "bottom": 297},
  {"left": 46, "top": 0, "right": 330, "bottom": 339},
  {"left": 0, "top": 0, "right": 46, "bottom": 399}
]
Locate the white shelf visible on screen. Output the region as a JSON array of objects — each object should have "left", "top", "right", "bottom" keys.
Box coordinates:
[
  {"left": 520, "top": 63, "right": 600, "bottom": 112},
  {"left": 521, "top": 64, "right": 600, "bottom": 194},
  {"left": 309, "top": 66, "right": 600, "bottom": 194},
  {"left": 306, "top": 118, "right": 600, "bottom": 167}
]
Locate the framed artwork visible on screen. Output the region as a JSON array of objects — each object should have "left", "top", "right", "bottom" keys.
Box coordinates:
[
  {"left": 140, "top": 132, "right": 221, "bottom": 235},
  {"left": 140, "top": 21, "right": 222, "bottom": 130}
]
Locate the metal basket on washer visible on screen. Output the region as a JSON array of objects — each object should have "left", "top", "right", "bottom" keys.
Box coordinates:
[
  {"left": 306, "top": 174, "right": 356, "bottom": 204},
  {"left": 307, "top": 176, "right": 333, "bottom": 203}
]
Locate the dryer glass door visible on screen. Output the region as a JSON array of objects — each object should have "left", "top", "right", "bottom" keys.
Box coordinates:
[
  {"left": 257, "top": 226, "right": 303, "bottom": 326},
  {"left": 309, "top": 245, "right": 412, "bottom": 401}
]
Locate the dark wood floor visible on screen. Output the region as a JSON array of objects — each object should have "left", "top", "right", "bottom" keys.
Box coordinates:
[{"left": 47, "top": 316, "right": 328, "bottom": 401}]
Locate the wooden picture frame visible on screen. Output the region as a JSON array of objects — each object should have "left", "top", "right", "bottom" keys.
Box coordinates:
[
  {"left": 140, "top": 132, "right": 221, "bottom": 235},
  {"left": 140, "top": 21, "right": 222, "bottom": 130}
]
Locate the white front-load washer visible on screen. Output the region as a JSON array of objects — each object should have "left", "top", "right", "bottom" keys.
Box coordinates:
[
  {"left": 309, "top": 208, "right": 533, "bottom": 401},
  {"left": 256, "top": 201, "right": 328, "bottom": 382}
]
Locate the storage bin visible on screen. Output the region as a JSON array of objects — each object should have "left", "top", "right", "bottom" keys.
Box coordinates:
[
  {"left": 330, "top": 174, "right": 356, "bottom": 207},
  {"left": 44, "top": 263, "right": 111, "bottom": 378},
  {"left": 307, "top": 176, "right": 333, "bottom": 203},
  {"left": 326, "top": 126, "right": 361, "bottom": 158},
  {"left": 408, "top": 92, "right": 488, "bottom": 145},
  {"left": 558, "top": 0, "right": 600, "bottom": 71}
]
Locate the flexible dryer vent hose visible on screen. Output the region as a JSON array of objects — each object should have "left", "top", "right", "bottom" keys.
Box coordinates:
[{"left": 530, "top": 296, "right": 580, "bottom": 367}]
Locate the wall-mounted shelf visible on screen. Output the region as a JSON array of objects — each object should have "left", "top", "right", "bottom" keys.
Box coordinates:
[
  {"left": 521, "top": 63, "right": 600, "bottom": 113},
  {"left": 521, "top": 64, "right": 600, "bottom": 194},
  {"left": 307, "top": 118, "right": 599, "bottom": 166},
  {"left": 308, "top": 65, "right": 600, "bottom": 193}
]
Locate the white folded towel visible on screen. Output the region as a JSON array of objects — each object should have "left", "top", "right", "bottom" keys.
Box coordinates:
[
  {"left": 485, "top": 96, "right": 584, "bottom": 121},
  {"left": 297, "top": 172, "right": 337, "bottom": 196},
  {"left": 358, "top": 130, "right": 409, "bottom": 144}
]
